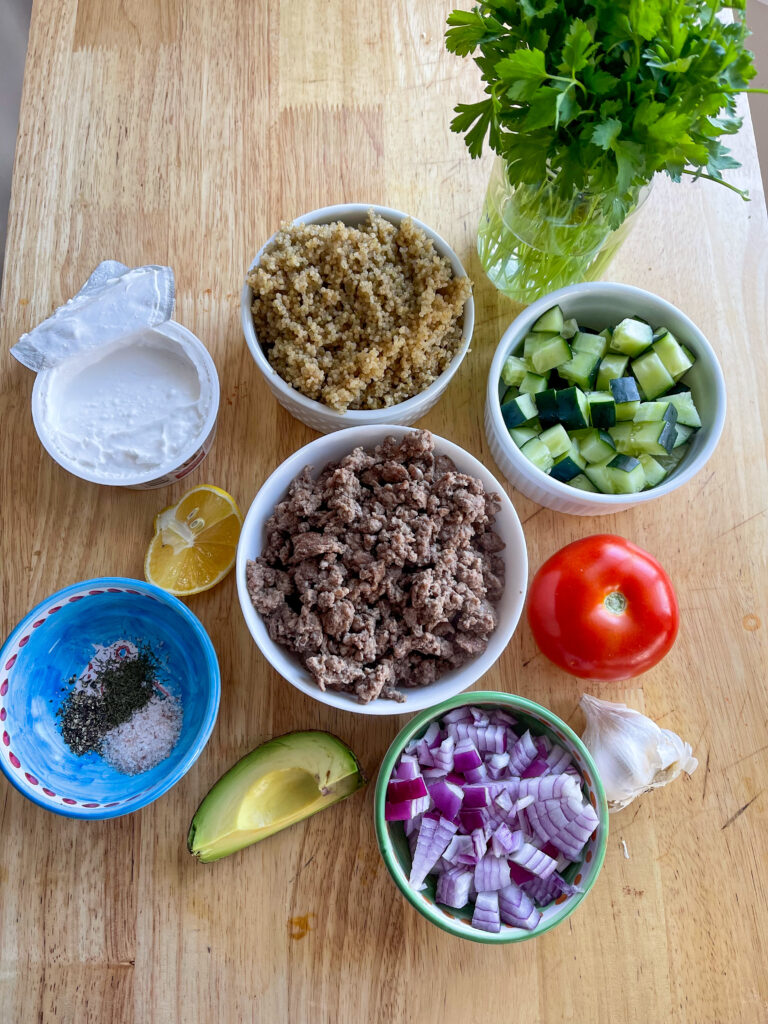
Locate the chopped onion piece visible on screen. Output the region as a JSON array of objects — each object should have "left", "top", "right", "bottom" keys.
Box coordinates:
[
  {"left": 387, "top": 776, "right": 428, "bottom": 802},
  {"left": 432, "top": 736, "right": 455, "bottom": 773},
  {"left": 394, "top": 753, "right": 420, "bottom": 780},
  {"left": 474, "top": 853, "right": 511, "bottom": 892},
  {"left": 459, "top": 807, "right": 490, "bottom": 833},
  {"left": 521, "top": 756, "right": 550, "bottom": 779},
  {"left": 384, "top": 794, "right": 430, "bottom": 821},
  {"left": 509, "top": 842, "right": 558, "bottom": 879},
  {"left": 509, "top": 730, "right": 538, "bottom": 774},
  {"left": 428, "top": 779, "right": 464, "bottom": 820},
  {"left": 499, "top": 883, "right": 542, "bottom": 930},
  {"left": 453, "top": 738, "right": 483, "bottom": 773},
  {"left": 437, "top": 867, "right": 473, "bottom": 908},
  {"left": 546, "top": 744, "right": 572, "bottom": 773},
  {"left": 463, "top": 763, "right": 489, "bottom": 783},
  {"left": 409, "top": 815, "right": 458, "bottom": 889},
  {"left": 472, "top": 890, "right": 501, "bottom": 933}
]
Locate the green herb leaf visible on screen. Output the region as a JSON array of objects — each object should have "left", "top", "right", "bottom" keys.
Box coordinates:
[
  {"left": 591, "top": 118, "right": 622, "bottom": 150},
  {"left": 559, "top": 19, "right": 594, "bottom": 74}
]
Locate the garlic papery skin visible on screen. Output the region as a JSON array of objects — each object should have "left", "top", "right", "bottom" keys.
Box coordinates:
[{"left": 580, "top": 694, "right": 698, "bottom": 812}]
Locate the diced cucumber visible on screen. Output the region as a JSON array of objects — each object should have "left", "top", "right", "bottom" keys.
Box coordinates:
[
  {"left": 615, "top": 400, "right": 641, "bottom": 421},
  {"left": 556, "top": 386, "right": 590, "bottom": 430},
  {"left": 538, "top": 424, "right": 571, "bottom": 459},
  {"left": 680, "top": 344, "right": 696, "bottom": 372},
  {"left": 587, "top": 390, "right": 616, "bottom": 428},
  {"left": 596, "top": 353, "right": 629, "bottom": 390},
  {"left": 610, "top": 318, "right": 653, "bottom": 357},
  {"left": 609, "top": 377, "right": 641, "bottom": 404},
  {"left": 560, "top": 317, "right": 578, "bottom": 339},
  {"left": 501, "top": 354, "right": 530, "bottom": 387},
  {"left": 519, "top": 371, "right": 550, "bottom": 395},
  {"left": 666, "top": 391, "right": 702, "bottom": 428},
  {"left": 673, "top": 424, "right": 695, "bottom": 448},
  {"left": 520, "top": 437, "right": 554, "bottom": 472},
  {"left": 501, "top": 385, "right": 518, "bottom": 405},
  {"left": 610, "top": 420, "right": 676, "bottom": 456},
  {"left": 524, "top": 333, "right": 548, "bottom": 357},
  {"left": 631, "top": 350, "right": 675, "bottom": 400},
  {"left": 534, "top": 388, "right": 560, "bottom": 429},
  {"left": 551, "top": 447, "right": 586, "bottom": 482},
  {"left": 508, "top": 425, "right": 541, "bottom": 447},
  {"left": 605, "top": 454, "right": 645, "bottom": 494},
  {"left": 530, "top": 334, "right": 572, "bottom": 375},
  {"left": 572, "top": 331, "right": 608, "bottom": 359},
  {"left": 559, "top": 349, "right": 600, "bottom": 390},
  {"left": 584, "top": 460, "right": 615, "bottom": 494},
  {"left": 501, "top": 392, "right": 538, "bottom": 428},
  {"left": 638, "top": 454, "right": 667, "bottom": 488},
  {"left": 633, "top": 401, "right": 678, "bottom": 427},
  {"left": 652, "top": 331, "right": 694, "bottom": 380},
  {"left": 531, "top": 305, "right": 565, "bottom": 334},
  {"left": 657, "top": 445, "right": 689, "bottom": 472},
  {"left": 569, "top": 473, "right": 599, "bottom": 492},
  {"left": 578, "top": 428, "right": 616, "bottom": 464}
]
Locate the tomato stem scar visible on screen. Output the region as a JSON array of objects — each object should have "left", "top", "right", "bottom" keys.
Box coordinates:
[{"left": 604, "top": 591, "right": 627, "bottom": 614}]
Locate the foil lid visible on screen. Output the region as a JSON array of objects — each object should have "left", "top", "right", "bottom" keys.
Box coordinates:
[{"left": 11, "top": 261, "right": 175, "bottom": 372}]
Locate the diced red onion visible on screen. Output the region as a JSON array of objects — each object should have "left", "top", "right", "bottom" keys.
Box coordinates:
[
  {"left": 508, "top": 862, "right": 535, "bottom": 886},
  {"left": 443, "top": 834, "right": 475, "bottom": 865},
  {"left": 472, "top": 890, "right": 501, "bottom": 933},
  {"left": 509, "top": 842, "right": 558, "bottom": 879},
  {"left": 462, "top": 785, "right": 491, "bottom": 809},
  {"left": 508, "top": 730, "right": 538, "bottom": 774},
  {"left": 394, "top": 753, "right": 420, "bottom": 780},
  {"left": 442, "top": 707, "right": 475, "bottom": 725},
  {"left": 463, "top": 763, "right": 488, "bottom": 783},
  {"left": 432, "top": 736, "right": 455, "bottom": 773},
  {"left": 384, "top": 794, "right": 430, "bottom": 821},
  {"left": 471, "top": 828, "right": 487, "bottom": 863},
  {"left": 489, "top": 709, "right": 517, "bottom": 728},
  {"left": 491, "top": 823, "right": 523, "bottom": 856},
  {"left": 499, "top": 883, "right": 541, "bottom": 930},
  {"left": 521, "top": 756, "right": 550, "bottom": 779},
  {"left": 453, "top": 738, "right": 482, "bottom": 773},
  {"left": 423, "top": 721, "right": 442, "bottom": 748},
  {"left": 535, "top": 736, "right": 551, "bottom": 758},
  {"left": 437, "top": 867, "right": 473, "bottom": 908},
  {"left": 474, "top": 853, "right": 511, "bottom": 892},
  {"left": 416, "top": 740, "right": 435, "bottom": 768},
  {"left": 546, "top": 744, "right": 572, "bottom": 773},
  {"left": 460, "top": 807, "right": 490, "bottom": 833},
  {"left": 446, "top": 771, "right": 464, "bottom": 786},
  {"left": 409, "top": 815, "right": 458, "bottom": 889},
  {"left": 404, "top": 812, "right": 423, "bottom": 838},
  {"left": 475, "top": 724, "right": 507, "bottom": 754},
  {"left": 428, "top": 780, "right": 464, "bottom": 820},
  {"left": 422, "top": 767, "right": 447, "bottom": 782},
  {"left": 387, "top": 776, "right": 428, "bottom": 802},
  {"left": 470, "top": 707, "right": 490, "bottom": 726}
]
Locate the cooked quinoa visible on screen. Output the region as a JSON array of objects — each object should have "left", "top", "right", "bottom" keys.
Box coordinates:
[{"left": 248, "top": 212, "right": 472, "bottom": 412}]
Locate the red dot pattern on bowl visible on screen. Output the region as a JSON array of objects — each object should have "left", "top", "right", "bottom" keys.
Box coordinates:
[{"left": 0, "top": 585, "right": 146, "bottom": 810}]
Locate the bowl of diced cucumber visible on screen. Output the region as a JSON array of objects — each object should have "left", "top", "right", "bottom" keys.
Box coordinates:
[{"left": 485, "top": 282, "right": 726, "bottom": 515}]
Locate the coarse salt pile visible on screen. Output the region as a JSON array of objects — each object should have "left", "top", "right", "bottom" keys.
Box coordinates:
[{"left": 102, "top": 694, "right": 183, "bottom": 776}]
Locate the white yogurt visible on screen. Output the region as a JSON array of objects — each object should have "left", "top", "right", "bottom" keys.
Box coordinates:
[{"left": 32, "top": 322, "right": 220, "bottom": 488}]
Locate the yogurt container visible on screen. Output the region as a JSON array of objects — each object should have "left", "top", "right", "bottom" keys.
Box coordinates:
[{"left": 31, "top": 321, "right": 220, "bottom": 489}]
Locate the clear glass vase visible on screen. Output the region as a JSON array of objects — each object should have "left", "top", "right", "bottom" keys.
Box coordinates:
[{"left": 477, "top": 157, "right": 652, "bottom": 303}]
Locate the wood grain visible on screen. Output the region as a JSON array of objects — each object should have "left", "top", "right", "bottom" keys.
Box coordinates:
[{"left": 1, "top": 2, "right": 767, "bottom": 1022}]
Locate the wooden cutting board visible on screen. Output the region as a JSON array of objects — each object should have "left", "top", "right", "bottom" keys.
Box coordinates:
[{"left": 0, "top": 2, "right": 766, "bottom": 1021}]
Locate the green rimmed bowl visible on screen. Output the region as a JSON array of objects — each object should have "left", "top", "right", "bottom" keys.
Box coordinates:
[{"left": 373, "top": 691, "right": 609, "bottom": 943}]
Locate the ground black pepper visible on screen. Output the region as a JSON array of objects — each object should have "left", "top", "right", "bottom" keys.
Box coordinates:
[{"left": 57, "top": 644, "right": 160, "bottom": 757}]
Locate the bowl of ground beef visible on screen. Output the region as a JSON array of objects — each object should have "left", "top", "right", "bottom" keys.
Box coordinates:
[
  {"left": 236, "top": 428, "right": 528, "bottom": 714},
  {"left": 241, "top": 204, "right": 474, "bottom": 433}
]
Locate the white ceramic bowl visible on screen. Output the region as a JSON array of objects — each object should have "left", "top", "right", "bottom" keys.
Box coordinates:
[
  {"left": 236, "top": 426, "right": 528, "bottom": 715},
  {"left": 241, "top": 204, "right": 474, "bottom": 433},
  {"left": 485, "top": 282, "right": 726, "bottom": 516}
]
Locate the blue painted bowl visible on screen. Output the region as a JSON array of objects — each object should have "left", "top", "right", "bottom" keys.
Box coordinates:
[{"left": 0, "top": 577, "right": 220, "bottom": 819}]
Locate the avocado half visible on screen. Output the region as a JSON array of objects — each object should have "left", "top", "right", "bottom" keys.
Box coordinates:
[{"left": 187, "top": 731, "right": 366, "bottom": 862}]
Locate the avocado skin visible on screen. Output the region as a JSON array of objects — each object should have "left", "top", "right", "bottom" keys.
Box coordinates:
[{"left": 187, "top": 730, "right": 366, "bottom": 862}]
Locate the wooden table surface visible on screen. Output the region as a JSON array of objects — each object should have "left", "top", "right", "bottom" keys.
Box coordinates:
[{"left": 1, "top": 2, "right": 767, "bottom": 1022}]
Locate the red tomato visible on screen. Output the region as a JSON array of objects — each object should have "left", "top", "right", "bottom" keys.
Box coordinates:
[{"left": 527, "top": 535, "right": 678, "bottom": 681}]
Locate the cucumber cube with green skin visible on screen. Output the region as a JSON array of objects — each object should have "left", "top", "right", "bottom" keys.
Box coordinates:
[
  {"left": 550, "top": 452, "right": 584, "bottom": 482},
  {"left": 652, "top": 331, "right": 694, "bottom": 380},
  {"left": 605, "top": 454, "right": 646, "bottom": 494},
  {"left": 531, "top": 305, "right": 565, "bottom": 333},
  {"left": 633, "top": 401, "right": 678, "bottom": 426},
  {"left": 556, "top": 386, "right": 590, "bottom": 430},
  {"left": 501, "top": 385, "right": 518, "bottom": 405},
  {"left": 610, "top": 318, "right": 653, "bottom": 356},
  {"left": 508, "top": 425, "right": 541, "bottom": 447},
  {"left": 560, "top": 317, "right": 578, "bottom": 339},
  {"left": 538, "top": 424, "right": 571, "bottom": 458},
  {"left": 501, "top": 354, "right": 530, "bottom": 387},
  {"left": 520, "top": 436, "right": 554, "bottom": 472},
  {"left": 534, "top": 388, "right": 560, "bottom": 429},
  {"left": 666, "top": 391, "right": 702, "bottom": 428},
  {"left": 530, "top": 335, "right": 572, "bottom": 374},
  {"left": 558, "top": 350, "right": 600, "bottom": 390},
  {"left": 587, "top": 390, "right": 616, "bottom": 428},
  {"left": 611, "top": 420, "right": 676, "bottom": 456},
  {"left": 609, "top": 377, "right": 641, "bottom": 404},
  {"left": 501, "top": 392, "right": 538, "bottom": 428},
  {"left": 596, "top": 353, "right": 629, "bottom": 390},
  {"left": 569, "top": 473, "right": 599, "bottom": 492},
  {"left": 638, "top": 454, "right": 667, "bottom": 488},
  {"left": 519, "top": 371, "right": 550, "bottom": 395},
  {"left": 673, "top": 424, "right": 694, "bottom": 448},
  {"left": 631, "top": 350, "right": 675, "bottom": 399},
  {"left": 615, "top": 400, "right": 640, "bottom": 421},
  {"left": 657, "top": 444, "right": 689, "bottom": 472},
  {"left": 584, "top": 460, "right": 616, "bottom": 494},
  {"left": 679, "top": 345, "right": 696, "bottom": 372},
  {"left": 578, "top": 428, "right": 616, "bottom": 464},
  {"left": 524, "top": 333, "right": 547, "bottom": 357},
  {"left": 572, "top": 331, "right": 608, "bottom": 359}
]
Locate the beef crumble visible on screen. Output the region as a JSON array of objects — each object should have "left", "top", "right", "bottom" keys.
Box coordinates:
[{"left": 246, "top": 431, "right": 506, "bottom": 704}]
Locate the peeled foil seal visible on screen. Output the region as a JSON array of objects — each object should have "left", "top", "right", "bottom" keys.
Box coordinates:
[{"left": 11, "top": 261, "right": 175, "bottom": 372}]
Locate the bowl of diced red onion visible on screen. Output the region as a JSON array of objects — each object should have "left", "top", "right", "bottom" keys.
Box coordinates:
[{"left": 374, "top": 691, "right": 608, "bottom": 942}]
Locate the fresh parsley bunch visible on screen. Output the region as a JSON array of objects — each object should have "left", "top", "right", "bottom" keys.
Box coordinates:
[{"left": 446, "top": 0, "right": 765, "bottom": 227}]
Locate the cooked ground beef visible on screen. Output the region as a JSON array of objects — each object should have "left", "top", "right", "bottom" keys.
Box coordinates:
[
  {"left": 246, "top": 430, "right": 506, "bottom": 704},
  {"left": 248, "top": 212, "right": 471, "bottom": 412}
]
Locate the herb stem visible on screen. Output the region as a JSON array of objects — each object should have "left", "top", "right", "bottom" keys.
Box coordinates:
[{"left": 681, "top": 168, "right": 749, "bottom": 197}]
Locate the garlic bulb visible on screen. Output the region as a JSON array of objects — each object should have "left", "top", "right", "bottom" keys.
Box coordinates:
[{"left": 580, "top": 693, "right": 698, "bottom": 811}]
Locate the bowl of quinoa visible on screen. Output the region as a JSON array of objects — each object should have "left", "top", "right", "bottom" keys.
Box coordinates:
[
  {"left": 236, "top": 427, "right": 528, "bottom": 715},
  {"left": 241, "top": 204, "right": 474, "bottom": 433}
]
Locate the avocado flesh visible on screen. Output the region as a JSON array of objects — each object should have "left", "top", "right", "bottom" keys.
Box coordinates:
[{"left": 188, "top": 731, "right": 365, "bottom": 862}]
